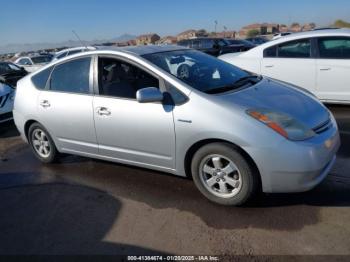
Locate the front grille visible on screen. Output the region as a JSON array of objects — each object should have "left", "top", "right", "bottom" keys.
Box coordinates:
[
  {"left": 313, "top": 118, "right": 332, "bottom": 134},
  {"left": 0, "top": 112, "right": 13, "bottom": 121},
  {"left": 0, "top": 94, "right": 9, "bottom": 108}
]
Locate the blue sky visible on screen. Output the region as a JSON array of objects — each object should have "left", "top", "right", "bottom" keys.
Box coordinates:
[{"left": 1, "top": 0, "right": 350, "bottom": 45}]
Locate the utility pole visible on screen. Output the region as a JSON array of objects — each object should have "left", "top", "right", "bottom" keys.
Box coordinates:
[{"left": 214, "top": 20, "right": 218, "bottom": 34}]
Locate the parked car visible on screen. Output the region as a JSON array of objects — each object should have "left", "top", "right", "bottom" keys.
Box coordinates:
[
  {"left": 0, "top": 80, "right": 15, "bottom": 123},
  {"left": 177, "top": 38, "right": 244, "bottom": 56},
  {"left": 14, "top": 54, "right": 52, "bottom": 73},
  {"left": 0, "top": 61, "right": 28, "bottom": 87},
  {"left": 219, "top": 29, "right": 350, "bottom": 104},
  {"left": 14, "top": 45, "right": 340, "bottom": 206},
  {"left": 52, "top": 46, "right": 96, "bottom": 61},
  {"left": 272, "top": 32, "right": 293, "bottom": 40},
  {"left": 245, "top": 37, "right": 269, "bottom": 45},
  {"left": 225, "top": 39, "right": 256, "bottom": 51}
]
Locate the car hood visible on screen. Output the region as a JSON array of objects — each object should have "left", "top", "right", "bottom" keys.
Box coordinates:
[{"left": 217, "top": 78, "right": 330, "bottom": 129}]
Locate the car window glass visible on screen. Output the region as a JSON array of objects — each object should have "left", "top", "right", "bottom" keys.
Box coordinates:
[
  {"left": 201, "top": 39, "right": 214, "bottom": 48},
  {"left": 18, "top": 58, "right": 32, "bottom": 65},
  {"left": 68, "top": 49, "right": 83, "bottom": 56},
  {"left": 318, "top": 37, "right": 350, "bottom": 59},
  {"left": 264, "top": 45, "right": 277, "bottom": 57},
  {"left": 57, "top": 52, "right": 67, "bottom": 59},
  {"left": 8, "top": 63, "right": 22, "bottom": 71},
  {"left": 31, "top": 56, "right": 52, "bottom": 64},
  {"left": 32, "top": 66, "right": 53, "bottom": 90},
  {"left": 98, "top": 57, "right": 159, "bottom": 99},
  {"left": 277, "top": 39, "right": 311, "bottom": 58},
  {"left": 49, "top": 57, "right": 91, "bottom": 94}
]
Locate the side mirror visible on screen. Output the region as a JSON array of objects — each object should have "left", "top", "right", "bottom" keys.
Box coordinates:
[{"left": 136, "top": 87, "right": 163, "bottom": 103}]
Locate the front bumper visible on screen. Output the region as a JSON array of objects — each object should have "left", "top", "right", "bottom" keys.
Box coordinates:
[{"left": 245, "top": 117, "right": 340, "bottom": 193}]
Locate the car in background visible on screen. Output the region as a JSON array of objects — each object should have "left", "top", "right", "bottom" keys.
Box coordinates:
[
  {"left": 225, "top": 39, "right": 257, "bottom": 51},
  {"left": 177, "top": 38, "right": 244, "bottom": 56},
  {"left": 0, "top": 61, "right": 28, "bottom": 87},
  {"left": 52, "top": 46, "right": 96, "bottom": 61},
  {"left": 272, "top": 32, "right": 293, "bottom": 40},
  {"left": 245, "top": 37, "right": 269, "bottom": 45},
  {"left": 14, "top": 55, "right": 52, "bottom": 73},
  {"left": 14, "top": 45, "right": 340, "bottom": 206},
  {"left": 0, "top": 80, "right": 15, "bottom": 123},
  {"left": 219, "top": 28, "right": 350, "bottom": 104}
]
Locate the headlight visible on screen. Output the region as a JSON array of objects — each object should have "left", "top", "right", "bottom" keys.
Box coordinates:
[{"left": 247, "top": 109, "right": 315, "bottom": 141}]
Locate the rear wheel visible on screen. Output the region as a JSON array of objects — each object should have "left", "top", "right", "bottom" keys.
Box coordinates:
[
  {"left": 191, "top": 142, "right": 258, "bottom": 206},
  {"left": 28, "top": 123, "right": 59, "bottom": 163}
]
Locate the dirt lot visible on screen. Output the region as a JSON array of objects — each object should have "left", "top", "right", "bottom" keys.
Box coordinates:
[{"left": 0, "top": 105, "right": 349, "bottom": 257}]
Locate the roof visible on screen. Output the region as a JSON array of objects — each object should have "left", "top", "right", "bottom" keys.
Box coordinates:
[
  {"left": 136, "top": 33, "right": 160, "bottom": 39},
  {"left": 95, "top": 45, "right": 188, "bottom": 56}
]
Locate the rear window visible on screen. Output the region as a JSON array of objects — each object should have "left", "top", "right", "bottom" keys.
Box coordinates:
[
  {"left": 318, "top": 37, "right": 350, "bottom": 59},
  {"left": 31, "top": 67, "right": 53, "bottom": 90}
]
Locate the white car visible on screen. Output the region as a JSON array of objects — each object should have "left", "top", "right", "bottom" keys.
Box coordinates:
[
  {"left": 15, "top": 55, "right": 52, "bottom": 73},
  {"left": 0, "top": 81, "right": 15, "bottom": 123},
  {"left": 52, "top": 46, "right": 96, "bottom": 61},
  {"left": 219, "top": 28, "right": 350, "bottom": 104}
]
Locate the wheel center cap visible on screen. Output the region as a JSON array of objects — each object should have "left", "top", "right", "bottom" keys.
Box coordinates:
[{"left": 215, "top": 171, "right": 226, "bottom": 178}]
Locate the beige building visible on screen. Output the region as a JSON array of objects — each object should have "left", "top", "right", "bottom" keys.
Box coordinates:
[
  {"left": 156, "top": 36, "right": 177, "bottom": 45},
  {"left": 136, "top": 33, "right": 160, "bottom": 45}
]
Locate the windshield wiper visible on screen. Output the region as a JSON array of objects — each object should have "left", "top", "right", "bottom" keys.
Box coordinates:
[{"left": 206, "top": 75, "right": 262, "bottom": 94}]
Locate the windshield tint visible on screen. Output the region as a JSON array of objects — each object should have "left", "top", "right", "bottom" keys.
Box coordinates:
[
  {"left": 142, "top": 50, "right": 250, "bottom": 94},
  {"left": 31, "top": 56, "right": 52, "bottom": 64}
]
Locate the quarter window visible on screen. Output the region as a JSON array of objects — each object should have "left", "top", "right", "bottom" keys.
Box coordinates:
[
  {"left": 264, "top": 45, "right": 277, "bottom": 57},
  {"left": 49, "top": 57, "right": 91, "bottom": 94},
  {"left": 98, "top": 57, "right": 159, "bottom": 99},
  {"left": 32, "top": 67, "right": 53, "bottom": 90},
  {"left": 318, "top": 37, "right": 350, "bottom": 59},
  {"left": 277, "top": 39, "right": 311, "bottom": 58}
]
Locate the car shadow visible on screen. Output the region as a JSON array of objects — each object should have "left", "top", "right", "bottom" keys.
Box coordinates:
[
  {"left": 0, "top": 183, "right": 170, "bottom": 255},
  {"left": 0, "top": 120, "right": 19, "bottom": 139}
]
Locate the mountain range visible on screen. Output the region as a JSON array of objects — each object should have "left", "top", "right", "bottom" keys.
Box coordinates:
[{"left": 0, "top": 34, "right": 137, "bottom": 54}]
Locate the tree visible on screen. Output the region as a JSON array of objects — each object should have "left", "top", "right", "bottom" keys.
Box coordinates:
[
  {"left": 333, "top": 19, "right": 350, "bottom": 28},
  {"left": 247, "top": 29, "right": 260, "bottom": 38}
]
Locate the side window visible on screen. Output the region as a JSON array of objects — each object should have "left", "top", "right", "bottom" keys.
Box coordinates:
[
  {"left": 277, "top": 39, "right": 311, "bottom": 58},
  {"left": 318, "top": 37, "right": 350, "bottom": 59},
  {"left": 201, "top": 39, "right": 214, "bottom": 48},
  {"left": 31, "top": 67, "right": 53, "bottom": 90},
  {"left": 98, "top": 57, "right": 159, "bottom": 99},
  {"left": 18, "top": 58, "right": 32, "bottom": 65},
  {"left": 68, "top": 49, "right": 83, "bottom": 56},
  {"left": 264, "top": 45, "right": 277, "bottom": 57},
  {"left": 57, "top": 52, "right": 67, "bottom": 59},
  {"left": 49, "top": 57, "right": 91, "bottom": 94}
]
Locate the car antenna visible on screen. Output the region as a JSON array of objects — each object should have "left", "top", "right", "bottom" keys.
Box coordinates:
[{"left": 72, "top": 30, "right": 88, "bottom": 49}]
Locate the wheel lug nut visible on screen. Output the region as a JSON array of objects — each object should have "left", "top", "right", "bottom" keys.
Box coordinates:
[
  {"left": 216, "top": 178, "right": 220, "bottom": 182},
  {"left": 222, "top": 178, "right": 226, "bottom": 182}
]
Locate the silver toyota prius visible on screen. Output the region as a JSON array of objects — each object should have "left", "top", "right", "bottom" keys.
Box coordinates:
[{"left": 13, "top": 45, "right": 340, "bottom": 206}]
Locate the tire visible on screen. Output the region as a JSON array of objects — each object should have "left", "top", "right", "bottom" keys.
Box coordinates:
[
  {"left": 191, "top": 142, "right": 258, "bottom": 206},
  {"left": 28, "top": 123, "right": 59, "bottom": 163}
]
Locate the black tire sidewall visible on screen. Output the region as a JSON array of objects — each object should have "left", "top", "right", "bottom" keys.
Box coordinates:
[
  {"left": 28, "top": 123, "right": 58, "bottom": 163},
  {"left": 191, "top": 143, "right": 256, "bottom": 206}
]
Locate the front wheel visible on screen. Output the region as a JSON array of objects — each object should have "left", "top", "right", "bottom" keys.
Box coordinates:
[
  {"left": 28, "top": 123, "right": 59, "bottom": 163},
  {"left": 191, "top": 143, "right": 259, "bottom": 206}
]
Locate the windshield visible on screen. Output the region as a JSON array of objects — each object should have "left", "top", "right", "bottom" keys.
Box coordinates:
[
  {"left": 31, "top": 56, "right": 52, "bottom": 64},
  {"left": 142, "top": 50, "right": 253, "bottom": 94}
]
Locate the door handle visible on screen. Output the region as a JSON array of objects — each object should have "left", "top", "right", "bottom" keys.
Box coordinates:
[
  {"left": 40, "top": 100, "right": 50, "bottom": 108},
  {"left": 265, "top": 65, "right": 274, "bottom": 68},
  {"left": 97, "top": 107, "right": 111, "bottom": 116},
  {"left": 320, "top": 68, "right": 331, "bottom": 71}
]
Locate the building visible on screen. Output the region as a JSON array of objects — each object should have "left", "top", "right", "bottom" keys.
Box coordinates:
[
  {"left": 214, "top": 31, "right": 236, "bottom": 39},
  {"left": 290, "top": 23, "right": 302, "bottom": 32},
  {"left": 136, "top": 33, "right": 161, "bottom": 45},
  {"left": 156, "top": 36, "right": 177, "bottom": 45},
  {"left": 176, "top": 29, "right": 208, "bottom": 41},
  {"left": 279, "top": 24, "right": 289, "bottom": 33},
  {"left": 239, "top": 23, "right": 279, "bottom": 38},
  {"left": 302, "top": 23, "right": 316, "bottom": 32}
]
